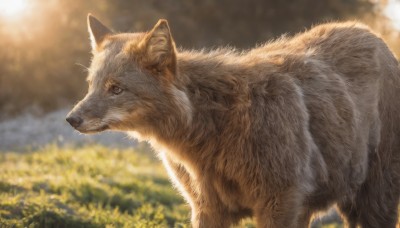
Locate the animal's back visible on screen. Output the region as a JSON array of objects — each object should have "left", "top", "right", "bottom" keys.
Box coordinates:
[
  {"left": 254, "top": 22, "right": 400, "bottom": 225},
  {"left": 192, "top": 22, "right": 400, "bottom": 226}
]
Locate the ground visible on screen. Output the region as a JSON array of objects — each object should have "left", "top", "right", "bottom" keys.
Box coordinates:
[
  {"left": 0, "top": 145, "right": 342, "bottom": 228},
  {"left": 0, "top": 145, "right": 189, "bottom": 227}
]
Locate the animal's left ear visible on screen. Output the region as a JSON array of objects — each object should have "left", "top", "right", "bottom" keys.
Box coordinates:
[{"left": 141, "top": 19, "right": 177, "bottom": 74}]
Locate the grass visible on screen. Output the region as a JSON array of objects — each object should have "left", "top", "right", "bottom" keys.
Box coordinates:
[
  {"left": 0, "top": 144, "right": 342, "bottom": 228},
  {"left": 0, "top": 144, "right": 189, "bottom": 228}
]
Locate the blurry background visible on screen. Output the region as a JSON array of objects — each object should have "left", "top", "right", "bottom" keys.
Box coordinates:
[
  {"left": 0, "top": 0, "right": 399, "bottom": 119},
  {"left": 0, "top": 0, "right": 399, "bottom": 227}
]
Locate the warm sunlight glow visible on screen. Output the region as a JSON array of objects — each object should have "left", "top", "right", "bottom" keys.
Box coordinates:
[
  {"left": 385, "top": 0, "right": 400, "bottom": 30},
  {"left": 0, "top": 0, "right": 28, "bottom": 18}
]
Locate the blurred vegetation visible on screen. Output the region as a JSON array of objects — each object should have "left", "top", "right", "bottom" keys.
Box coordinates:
[
  {"left": 0, "top": 0, "right": 398, "bottom": 119},
  {"left": 0, "top": 145, "right": 342, "bottom": 227}
]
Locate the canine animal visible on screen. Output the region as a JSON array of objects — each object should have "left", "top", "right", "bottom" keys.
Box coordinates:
[{"left": 67, "top": 15, "right": 400, "bottom": 227}]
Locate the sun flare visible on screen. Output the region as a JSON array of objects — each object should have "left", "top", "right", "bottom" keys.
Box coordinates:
[
  {"left": 385, "top": 0, "right": 400, "bottom": 30},
  {"left": 0, "top": 0, "right": 28, "bottom": 18}
]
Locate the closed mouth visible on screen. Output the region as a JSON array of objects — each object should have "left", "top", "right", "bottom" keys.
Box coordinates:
[{"left": 75, "top": 125, "right": 109, "bottom": 134}]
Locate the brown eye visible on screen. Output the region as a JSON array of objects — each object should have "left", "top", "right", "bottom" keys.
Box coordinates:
[{"left": 110, "top": 85, "right": 123, "bottom": 95}]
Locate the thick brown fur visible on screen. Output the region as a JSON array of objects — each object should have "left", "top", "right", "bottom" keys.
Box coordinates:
[{"left": 67, "top": 16, "right": 400, "bottom": 227}]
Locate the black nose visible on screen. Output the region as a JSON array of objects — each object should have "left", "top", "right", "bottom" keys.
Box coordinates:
[{"left": 66, "top": 116, "right": 83, "bottom": 128}]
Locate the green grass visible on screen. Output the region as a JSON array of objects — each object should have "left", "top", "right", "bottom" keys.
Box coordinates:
[
  {"left": 0, "top": 144, "right": 189, "bottom": 228},
  {"left": 0, "top": 144, "right": 343, "bottom": 228}
]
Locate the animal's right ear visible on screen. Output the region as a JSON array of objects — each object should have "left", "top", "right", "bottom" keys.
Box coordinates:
[
  {"left": 135, "top": 19, "right": 177, "bottom": 75},
  {"left": 87, "top": 14, "right": 112, "bottom": 51}
]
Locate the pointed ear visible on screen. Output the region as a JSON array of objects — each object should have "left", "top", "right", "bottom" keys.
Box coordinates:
[
  {"left": 141, "top": 19, "right": 177, "bottom": 73},
  {"left": 87, "top": 14, "right": 112, "bottom": 50}
]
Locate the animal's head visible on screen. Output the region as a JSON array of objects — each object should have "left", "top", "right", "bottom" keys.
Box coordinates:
[{"left": 66, "top": 15, "right": 191, "bottom": 134}]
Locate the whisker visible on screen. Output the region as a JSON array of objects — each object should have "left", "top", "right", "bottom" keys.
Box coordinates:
[{"left": 75, "top": 63, "right": 90, "bottom": 73}]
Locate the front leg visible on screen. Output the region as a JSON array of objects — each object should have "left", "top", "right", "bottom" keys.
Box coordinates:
[
  {"left": 297, "top": 209, "right": 313, "bottom": 228},
  {"left": 160, "top": 152, "right": 197, "bottom": 207},
  {"left": 254, "top": 187, "right": 305, "bottom": 228},
  {"left": 161, "top": 153, "right": 233, "bottom": 227},
  {"left": 191, "top": 209, "right": 231, "bottom": 228},
  {"left": 190, "top": 180, "right": 234, "bottom": 228}
]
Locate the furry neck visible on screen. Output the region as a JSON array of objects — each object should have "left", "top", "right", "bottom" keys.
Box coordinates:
[{"left": 142, "top": 49, "right": 252, "bottom": 160}]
